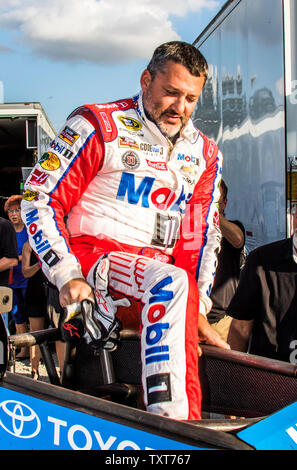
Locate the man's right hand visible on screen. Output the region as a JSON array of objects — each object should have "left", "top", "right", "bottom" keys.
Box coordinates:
[
  {"left": 59, "top": 277, "right": 125, "bottom": 351},
  {"left": 59, "top": 278, "right": 94, "bottom": 308}
]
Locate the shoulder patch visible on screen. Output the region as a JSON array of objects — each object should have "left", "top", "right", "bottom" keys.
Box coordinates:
[
  {"left": 199, "top": 131, "right": 218, "bottom": 164},
  {"left": 83, "top": 99, "right": 135, "bottom": 142}
]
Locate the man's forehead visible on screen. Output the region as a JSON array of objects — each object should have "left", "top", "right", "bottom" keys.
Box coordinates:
[
  {"left": 156, "top": 62, "right": 205, "bottom": 92},
  {"left": 158, "top": 60, "right": 205, "bottom": 78}
]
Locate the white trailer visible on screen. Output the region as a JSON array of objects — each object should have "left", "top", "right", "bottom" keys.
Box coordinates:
[
  {"left": 193, "top": 0, "right": 297, "bottom": 251},
  {"left": 0, "top": 102, "right": 56, "bottom": 212}
]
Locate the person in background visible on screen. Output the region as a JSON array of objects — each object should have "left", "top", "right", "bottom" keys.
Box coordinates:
[
  {"left": 0, "top": 216, "right": 18, "bottom": 331},
  {"left": 46, "top": 284, "right": 66, "bottom": 375},
  {"left": 208, "top": 180, "right": 246, "bottom": 342},
  {"left": 4, "top": 195, "right": 29, "bottom": 358},
  {"left": 22, "top": 240, "right": 47, "bottom": 379},
  {"left": 227, "top": 208, "right": 297, "bottom": 363}
]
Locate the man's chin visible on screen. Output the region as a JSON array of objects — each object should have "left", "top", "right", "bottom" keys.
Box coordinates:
[
  {"left": 157, "top": 121, "right": 182, "bottom": 140},
  {"left": 143, "top": 106, "right": 183, "bottom": 139}
]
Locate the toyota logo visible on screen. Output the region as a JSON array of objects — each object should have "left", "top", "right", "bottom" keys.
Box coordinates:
[{"left": 0, "top": 400, "right": 41, "bottom": 438}]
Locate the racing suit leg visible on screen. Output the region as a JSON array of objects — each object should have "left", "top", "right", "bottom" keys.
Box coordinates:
[{"left": 86, "top": 251, "right": 201, "bottom": 420}]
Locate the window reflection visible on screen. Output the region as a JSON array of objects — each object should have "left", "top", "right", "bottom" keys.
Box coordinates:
[{"left": 194, "top": 0, "right": 286, "bottom": 249}]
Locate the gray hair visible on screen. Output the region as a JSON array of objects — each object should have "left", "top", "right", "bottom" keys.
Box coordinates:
[{"left": 147, "top": 41, "right": 208, "bottom": 82}]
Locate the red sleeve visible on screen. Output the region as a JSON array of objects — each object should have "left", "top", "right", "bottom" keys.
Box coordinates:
[
  {"left": 21, "top": 108, "right": 105, "bottom": 288},
  {"left": 173, "top": 136, "right": 222, "bottom": 314}
]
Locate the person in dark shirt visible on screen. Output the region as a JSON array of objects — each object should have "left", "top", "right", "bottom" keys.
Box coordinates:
[
  {"left": 208, "top": 180, "right": 245, "bottom": 342},
  {"left": 0, "top": 217, "right": 18, "bottom": 286},
  {"left": 227, "top": 209, "right": 297, "bottom": 363},
  {"left": 0, "top": 216, "right": 18, "bottom": 331},
  {"left": 22, "top": 240, "right": 47, "bottom": 379}
]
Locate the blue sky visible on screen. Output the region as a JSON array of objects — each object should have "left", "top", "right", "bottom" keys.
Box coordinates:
[{"left": 0, "top": 0, "right": 226, "bottom": 132}]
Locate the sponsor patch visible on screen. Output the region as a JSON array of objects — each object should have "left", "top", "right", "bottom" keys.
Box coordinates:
[
  {"left": 39, "top": 152, "right": 60, "bottom": 171},
  {"left": 63, "top": 149, "right": 74, "bottom": 159},
  {"left": 213, "top": 210, "right": 220, "bottom": 228},
  {"left": 182, "top": 176, "right": 195, "bottom": 186},
  {"left": 25, "top": 209, "right": 51, "bottom": 254},
  {"left": 59, "top": 126, "right": 80, "bottom": 146},
  {"left": 181, "top": 165, "right": 196, "bottom": 174},
  {"left": 146, "top": 160, "right": 167, "bottom": 171},
  {"left": 116, "top": 172, "right": 190, "bottom": 215},
  {"left": 141, "top": 247, "right": 173, "bottom": 264},
  {"left": 122, "top": 151, "right": 140, "bottom": 169},
  {"left": 118, "top": 136, "right": 139, "bottom": 150},
  {"left": 118, "top": 115, "right": 142, "bottom": 131},
  {"left": 99, "top": 112, "right": 112, "bottom": 133},
  {"left": 140, "top": 143, "right": 164, "bottom": 155},
  {"left": 207, "top": 140, "right": 217, "bottom": 159},
  {"left": 22, "top": 190, "right": 39, "bottom": 201},
  {"left": 95, "top": 101, "right": 129, "bottom": 110},
  {"left": 146, "top": 373, "right": 171, "bottom": 405},
  {"left": 50, "top": 140, "right": 74, "bottom": 160},
  {"left": 27, "top": 169, "right": 49, "bottom": 187},
  {"left": 50, "top": 140, "right": 66, "bottom": 155},
  {"left": 43, "top": 249, "right": 60, "bottom": 267},
  {"left": 177, "top": 153, "right": 200, "bottom": 166}
]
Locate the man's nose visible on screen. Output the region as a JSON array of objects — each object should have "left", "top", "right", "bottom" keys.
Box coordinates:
[{"left": 171, "top": 96, "right": 186, "bottom": 115}]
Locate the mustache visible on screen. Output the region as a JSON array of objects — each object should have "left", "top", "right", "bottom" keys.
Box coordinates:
[{"left": 160, "top": 108, "right": 183, "bottom": 118}]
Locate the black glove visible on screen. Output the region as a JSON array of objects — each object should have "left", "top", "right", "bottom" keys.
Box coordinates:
[
  {"left": 81, "top": 298, "right": 123, "bottom": 351},
  {"left": 62, "top": 298, "right": 123, "bottom": 351},
  {"left": 62, "top": 317, "right": 85, "bottom": 345},
  {"left": 62, "top": 256, "right": 130, "bottom": 351},
  {"left": 84, "top": 255, "right": 130, "bottom": 351}
]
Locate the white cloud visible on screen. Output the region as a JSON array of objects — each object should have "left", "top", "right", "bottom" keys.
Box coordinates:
[{"left": 0, "top": 0, "right": 219, "bottom": 64}]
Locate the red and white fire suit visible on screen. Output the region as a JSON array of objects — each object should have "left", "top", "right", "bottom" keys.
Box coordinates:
[{"left": 21, "top": 92, "right": 222, "bottom": 420}]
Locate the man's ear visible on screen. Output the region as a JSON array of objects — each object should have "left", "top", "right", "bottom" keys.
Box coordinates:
[{"left": 140, "top": 69, "right": 152, "bottom": 92}]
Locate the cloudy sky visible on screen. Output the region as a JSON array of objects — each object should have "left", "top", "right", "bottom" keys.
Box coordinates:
[{"left": 0, "top": 0, "right": 225, "bottom": 131}]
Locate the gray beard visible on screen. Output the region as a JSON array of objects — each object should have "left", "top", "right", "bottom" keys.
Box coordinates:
[{"left": 143, "top": 105, "right": 182, "bottom": 143}]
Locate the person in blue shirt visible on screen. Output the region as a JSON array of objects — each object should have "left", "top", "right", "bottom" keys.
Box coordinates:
[{"left": 4, "top": 195, "right": 29, "bottom": 358}]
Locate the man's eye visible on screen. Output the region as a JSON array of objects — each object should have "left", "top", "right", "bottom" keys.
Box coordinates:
[{"left": 166, "top": 90, "right": 177, "bottom": 96}]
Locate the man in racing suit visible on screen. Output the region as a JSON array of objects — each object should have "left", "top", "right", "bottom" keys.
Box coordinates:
[{"left": 21, "top": 41, "right": 229, "bottom": 420}]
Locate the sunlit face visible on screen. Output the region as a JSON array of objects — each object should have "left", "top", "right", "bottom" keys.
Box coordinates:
[
  {"left": 141, "top": 60, "right": 206, "bottom": 140},
  {"left": 7, "top": 205, "right": 22, "bottom": 226}
]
